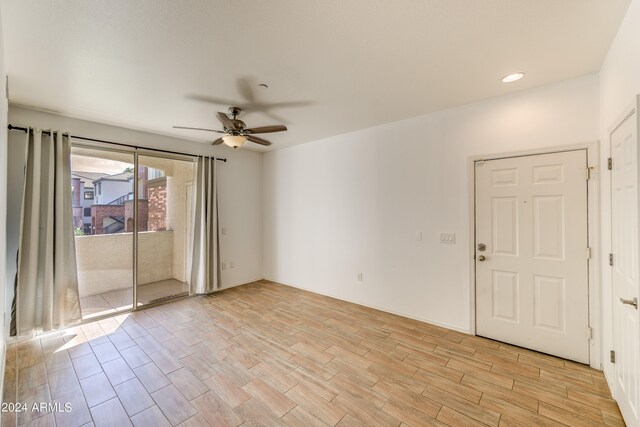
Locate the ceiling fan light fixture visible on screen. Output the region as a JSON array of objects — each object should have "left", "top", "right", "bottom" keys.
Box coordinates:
[
  {"left": 174, "top": 106, "right": 283, "bottom": 148},
  {"left": 222, "top": 135, "right": 247, "bottom": 149},
  {"left": 501, "top": 72, "right": 525, "bottom": 83}
]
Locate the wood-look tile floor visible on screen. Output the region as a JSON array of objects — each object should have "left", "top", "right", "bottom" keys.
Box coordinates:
[
  {"left": 80, "top": 279, "right": 190, "bottom": 320},
  {"left": 2, "top": 281, "right": 625, "bottom": 427}
]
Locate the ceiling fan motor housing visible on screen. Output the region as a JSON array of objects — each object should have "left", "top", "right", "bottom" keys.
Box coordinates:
[
  {"left": 230, "top": 119, "right": 246, "bottom": 132},
  {"left": 228, "top": 106, "right": 242, "bottom": 117}
]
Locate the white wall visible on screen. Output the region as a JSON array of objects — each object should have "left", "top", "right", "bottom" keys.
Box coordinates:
[
  {"left": 0, "top": 1, "right": 7, "bottom": 396},
  {"left": 598, "top": 0, "right": 640, "bottom": 386},
  {"left": 94, "top": 179, "right": 131, "bottom": 205},
  {"left": 6, "top": 106, "right": 263, "bottom": 307},
  {"left": 263, "top": 74, "right": 599, "bottom": 332}
]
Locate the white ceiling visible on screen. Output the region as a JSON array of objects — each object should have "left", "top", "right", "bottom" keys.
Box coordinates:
[{"left": 1, "top": 0, "right": 631, "bottom": 151}]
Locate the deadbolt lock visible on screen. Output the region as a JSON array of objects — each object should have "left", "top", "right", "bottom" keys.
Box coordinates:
[{"left": 477, "top": 243, "right": 486, "bottom": 251}]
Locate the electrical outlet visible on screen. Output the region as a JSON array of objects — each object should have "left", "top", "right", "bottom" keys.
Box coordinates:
[
  {"left": 416, "top": 231, "right": 423, "bottom": 241},
  {"left": 221, "top": 262, "right": 227, "bottom": 270},
  {"left": 440, "top": 233, "right": 456, "bottom": 244},
  {"left": 230, "top": 261, "right": 235, "bottom": 269},
  {"left": 357, "top": 272, "right": 363, "bottom": 282},
  {"left": 221, "top": 227, "right": 227, "bottom": 236}
]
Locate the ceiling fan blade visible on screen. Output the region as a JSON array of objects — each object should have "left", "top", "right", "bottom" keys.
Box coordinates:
[
  {"left": 247, "top": 135, "right": 272, "bottom": 146},
  {"left": 245, "top": 125, "right": 287, "bottom": 134},
  {"left": 187, "top": 94, "right": 239, "bottom": 106},
  {"left": 217, "top": 112, "right": 237, "bottom": 130},
  {"left": 173, "top": 126, "right": 224, "bottom": 133},
  {"left": 237, "top": 76, "right": 256, "bottom": 102},
  {"left": 239, "top": 101, "right": 311, "bottom": 118},
  {"left": 260, "top": 110, "right": 288, "bottom": 124},
  {"left": 261, "top": 101, "right": 314, "bottom": 109},
  {"left": 211, "top": 137, "right": 225, "bottom": 145}
]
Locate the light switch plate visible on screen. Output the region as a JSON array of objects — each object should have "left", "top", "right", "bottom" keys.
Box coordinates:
[{"left": 440, "top": 233, "right": 455, "bottom": 244}]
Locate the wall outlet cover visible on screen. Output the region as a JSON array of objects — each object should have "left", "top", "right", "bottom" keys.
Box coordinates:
[{"left": 440, "top": 233, "right": 456, "bottom": 244}]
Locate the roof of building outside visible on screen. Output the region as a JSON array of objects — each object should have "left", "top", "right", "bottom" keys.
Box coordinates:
[
  {"left": 72, "top": 171, "right": 109, "bottom": 187},
  {"left": 92, "top": 171, "right": 134, "bottom": 183}
]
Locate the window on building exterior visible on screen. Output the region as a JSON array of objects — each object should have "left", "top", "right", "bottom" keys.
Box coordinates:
[
  {"left": 84, "top": 191, "right": 94, "bottom": 200},
  {"left": 148, "top": 168, "right": 165, "bottom": 180},
  {"left": 84, "top": 207, "right": 91, "bottom": 216}
]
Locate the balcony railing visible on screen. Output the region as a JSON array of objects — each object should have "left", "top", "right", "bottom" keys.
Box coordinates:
[
  {"left": 107, "top": 192, "right": 134, "bottom": 205},
  {"left": 75, "top": 230, "right": 175, "bottom": 297},
  {"left": 103, "top": 217, "right": 125, "bottom": 234}
]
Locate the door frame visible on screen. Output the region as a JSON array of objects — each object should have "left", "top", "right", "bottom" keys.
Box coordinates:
[
  {"left": 467, "top": 141, "right": 600, "bottom": 369},
  {"left": 71, "top": 141, "right": 197, "bottom": 318}
]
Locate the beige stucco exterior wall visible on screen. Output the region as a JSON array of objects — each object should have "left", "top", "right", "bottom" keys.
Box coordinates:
[
  {"left": 166, "top": 160, "right": 193, "bottom": 283},
  {"left": 75, "top": 230, "right": 173, "bottom": 296}
]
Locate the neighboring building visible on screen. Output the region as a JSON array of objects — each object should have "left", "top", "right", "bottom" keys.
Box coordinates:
[
  {"left": 89, "top": 170, "right": 134, "bottom": 235},
  {"left": 71, "top": 171, "right": 108, "bottom": 234},
  {"left": 85, "top": 166, "right": 166, "bottom": 235},
  {"left": 93, "top": 171, "right": 134, "bottom": 205}
]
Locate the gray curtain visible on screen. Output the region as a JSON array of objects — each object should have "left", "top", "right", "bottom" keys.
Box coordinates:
[
  {"left": 189, "top": 156, "right": 220, "bottom": 294},
  {"left": 15, "top": 128, "right": 81, "bottom": 335}
]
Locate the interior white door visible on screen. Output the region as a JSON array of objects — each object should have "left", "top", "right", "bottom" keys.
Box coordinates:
[
  {"left": 611, "top": 106, "right": 640, "bottom": 427},
  {"left": 475, "top": 150, "right": 589, "bottom": 363}
]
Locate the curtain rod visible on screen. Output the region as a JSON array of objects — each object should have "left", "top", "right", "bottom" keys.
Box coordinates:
[{"left": 7, "top": 124, "right": 227, "bottom": 162}]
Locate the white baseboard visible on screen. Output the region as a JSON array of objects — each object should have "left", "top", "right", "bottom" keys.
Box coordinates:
[
  {"left": 220, "top": 277, "right": 263, "bottom": 290},
  {"left": 262, "top": 277, "right": 471, "bottom": 334},
  {"left": 603, "top": 365, "right": 615, "bottom": 396}
]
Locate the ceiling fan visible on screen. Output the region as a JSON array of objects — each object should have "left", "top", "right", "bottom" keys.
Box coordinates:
[
  {"left": 187, "top": 76, "right": 312, "bottom": 124},
  {"left": 173, "top": 106, "right": 287, "bottom": 149}
]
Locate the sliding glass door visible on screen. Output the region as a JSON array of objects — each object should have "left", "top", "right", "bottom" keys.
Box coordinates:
[
  {"left": 70, "top": 146, "right": 195, "bottom": 320},
  {"left": 71, "top": 147, "right": 135, "bottom": 319},
  {"left": 136, "top": 154, "right": 194, "bottom": 306}
]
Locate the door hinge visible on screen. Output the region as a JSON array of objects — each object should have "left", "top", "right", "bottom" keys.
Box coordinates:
[
  {"left": 609, "top": 253, "right": 614, "bottom": 266},
  {"left": 608, "top": 157, "right": 613, "bottom": 170},
  {"left": 586, "top": 167, "right": 595, "bottom": 180},
  {"left": 586, "top": 247, "right": 592, "bottom": 259},
  {"left": 610, "top": 350, "right": 616, "bottom": 363},
  {"left": 587, "top": 326, "right": 593, "bottom": 339}
]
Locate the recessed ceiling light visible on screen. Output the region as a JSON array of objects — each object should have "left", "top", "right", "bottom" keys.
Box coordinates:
[{"left": 501, "top": 72, "right": 525, "bottom": 83}]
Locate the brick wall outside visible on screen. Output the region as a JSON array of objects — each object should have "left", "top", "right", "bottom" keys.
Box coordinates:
[
  {"left": 124, "top": 199, "right": 148, "bottom": 232},
  {"left": 72, "top": 178, "right": 82, "bottom": 207},
  {"left": 138, "top": 166, "right": 149, "bottom": 199},
  {"left": 91, "top": 205, "right": 125, "bottom": 235},
  {"left": 147, "top": 177, "right": 167, "bottom": 231}
]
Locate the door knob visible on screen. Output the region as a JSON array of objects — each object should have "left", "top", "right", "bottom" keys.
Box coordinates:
[
  {"left": 477, "top": 255, "right": 486, "bottom": 262},
  {"left": 620, "top": 297, "right": 638, "bottom": 309}
]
